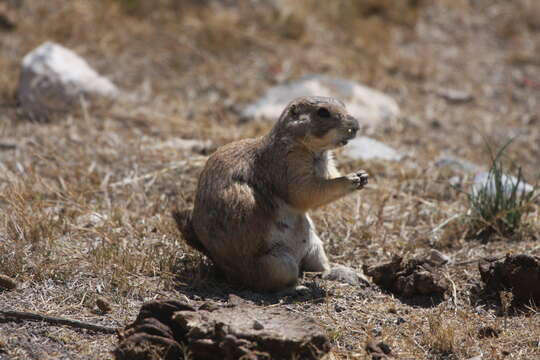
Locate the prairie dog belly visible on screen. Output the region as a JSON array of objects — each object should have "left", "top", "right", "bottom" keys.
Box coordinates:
[{"left": 268, "top": 203, "right": 315, "bottom": 262}]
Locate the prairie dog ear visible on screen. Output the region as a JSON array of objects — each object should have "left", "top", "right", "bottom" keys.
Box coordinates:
[{"left": 289, "top": 104, "right": 298, "bottom": 117}]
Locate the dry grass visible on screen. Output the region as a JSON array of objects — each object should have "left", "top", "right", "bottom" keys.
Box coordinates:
[{"left": 1, "top": 0, "right": 540, "bottom": 359}]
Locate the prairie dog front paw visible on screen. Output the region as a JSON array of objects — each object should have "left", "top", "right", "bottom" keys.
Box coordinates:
[{"left": 346, "top": 170, "right": 369, "bottom": 190}]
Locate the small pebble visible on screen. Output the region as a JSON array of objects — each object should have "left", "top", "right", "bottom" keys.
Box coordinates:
[
  {"left": 0, "top": 274, "right": 17, "bottom": 290},
  {"left": 253, "top": 320, "right": 264, "bottom": 330},
  {"left": 477, "top": 326, "right": 500, "bottom": 339},
  {"left": 96, "top": 297, "right": 112, "bottom": 313}
]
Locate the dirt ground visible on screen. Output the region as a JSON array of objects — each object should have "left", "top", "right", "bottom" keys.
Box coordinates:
[{"left": 1, "top": 0, "right": 539, "bottom": 359}]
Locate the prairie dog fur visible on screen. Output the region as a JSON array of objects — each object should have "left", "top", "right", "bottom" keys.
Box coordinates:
[{"left": 175, "top": 96, "right": 368, "bottom": 292}]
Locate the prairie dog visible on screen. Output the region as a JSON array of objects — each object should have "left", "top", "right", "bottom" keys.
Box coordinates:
[{"left": 175, "top": 96, "right": 368, "bottom": 292}]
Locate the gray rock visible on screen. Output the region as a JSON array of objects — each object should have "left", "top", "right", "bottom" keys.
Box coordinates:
[
  {"left": 76, "top": 212, "right": 107, "bottom": 228},
  {"left": 434, "top": 155, "right": 480, "bottom": 174},
  {"left": 436, "top": 88, "right": 473, "bottom": 104},
  {"left": 242, "top": 75, "right": 399, "bottom": 129},
  {"left": 323, "top": 264, "right": 370, "bottom": 286},
  {"left": 472, "top": 171, "right": 535, "bottom": 197},
  {"left": 17, "top": 42, "right": 119, "bottom": 119},
  {"left": 433, "top": 155, "right": 480, "bottom": 189},
  {"left": 343, "top": 136, "right": 402, "bottom": 161},
  {"left": 427, "top": 249, "right": 451, "bottom": 266},
  {"left": 114, "top": 299, "right": 331, "bottom": 360}
]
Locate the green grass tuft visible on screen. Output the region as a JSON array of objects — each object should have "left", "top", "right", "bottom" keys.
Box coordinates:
[{"left": 465, "top": 140, "right": 539, "bottom": 241}]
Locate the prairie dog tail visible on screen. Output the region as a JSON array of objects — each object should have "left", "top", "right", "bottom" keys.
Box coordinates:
[{"left": 172, "top": 209, "right": 212, "bottom": 259}]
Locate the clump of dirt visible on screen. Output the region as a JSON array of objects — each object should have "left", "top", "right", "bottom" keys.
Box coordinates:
[
  {"left": 363, "top": 256, "right": 448, "bottom": 303},
  {"left": 478, "top": 254, "right": 540, "bottom": 306},
  {"left": 114, "top": 300, "right": 195, "bottom": 360},
  {"left": 365, "top": 340, "right": 393, "bottom": 359},
  {"left": 477, "top": 326, "right": 501, "bottom": 339},
  {"left": 114, "top": 298, "right": 330, "bottom": 360},
  {"left": 95, "top": 297, "right": 112, "bottom": 314},
  {"left": 0, "top": 274, "right": 17, "bottom": 290}
]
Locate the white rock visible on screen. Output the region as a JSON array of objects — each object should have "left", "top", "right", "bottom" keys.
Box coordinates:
[
  {"left": 242, "top": 75, "right": 399, "bottom": 128},
  {"left": 472, "top": 171, "right": 535, "bottom": 197},
  {"left": 76, "top": 212, "right": 108, "bottom": 228},
  {"left": 17, "top": 42, "right": 119, "bottom": 118},
  {"left": 436, "top": 88, "right": 473, "bottom": 103},
  {"left": 449, "top": 175, "right": 462, "bottom": 187},
  {"left": 343, "top": 136, "right": 402, "bottom": 161}
]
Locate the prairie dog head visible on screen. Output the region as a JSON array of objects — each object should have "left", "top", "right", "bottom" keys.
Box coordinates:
[{"left": 273, "top": 96, "right": 359, "bottom": 151}]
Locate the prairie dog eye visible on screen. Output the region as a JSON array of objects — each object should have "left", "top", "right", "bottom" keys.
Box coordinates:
[{"left": 317, "top": 107, "right": 330, "bottom": 118}]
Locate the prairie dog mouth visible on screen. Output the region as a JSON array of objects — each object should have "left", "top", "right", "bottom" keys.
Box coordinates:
[{"left": 338, "top": 128, "right": 357, "bottom": 147}]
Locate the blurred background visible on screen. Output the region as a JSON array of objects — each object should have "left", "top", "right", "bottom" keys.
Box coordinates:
[{"left": 1, "top": 0, "right": 539, "bottom": 168}]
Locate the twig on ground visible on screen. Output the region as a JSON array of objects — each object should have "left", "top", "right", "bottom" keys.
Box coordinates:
[
  {"left": 0, "top": 310, "right": 118, "bottom": 334},
  {"left": 431, "top": 213, "right": 463, "bottom": 234},
  {"left": 453, "top": 256, "right": 505, "bottom": 267},
  {"left": 443, "top": 272, "right": 458, "bottom": 309}
]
